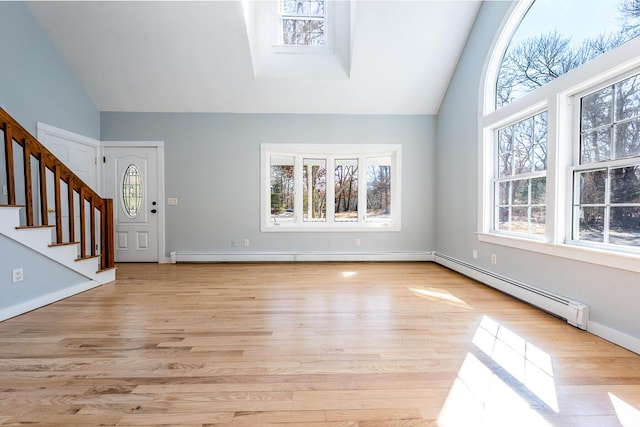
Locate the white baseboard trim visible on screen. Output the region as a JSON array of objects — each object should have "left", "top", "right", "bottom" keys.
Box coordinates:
[
  {"left": 434, "top": 252, "right": 579, "bottom": 324},
  {"left": 170, "top": 251, "right": 435, "bottom": 263},
  {"left": 0, "top": 280, "right": 105, "bottom": 322},
  {"left": 587, "top": 320, "right": 640, "bottom": 356},
  {"left": 435, "top": 252, "right": 640, "bottom": 356}
]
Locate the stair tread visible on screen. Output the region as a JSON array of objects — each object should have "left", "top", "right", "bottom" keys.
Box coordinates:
[
  {"left": 75, "top": 255, "right": 101, "bottom": 261},
  {"left": 49, "top": 242, "right": 80, "bottom": 247},
  {"left": 97, "top": 266, "right": 118, "bottom": 274},
  {"left": 0, "top": 204, "right": 25, "bottom": 208},
  {"left": 15, "top": 225, "right": 55, "bottom": 229}
]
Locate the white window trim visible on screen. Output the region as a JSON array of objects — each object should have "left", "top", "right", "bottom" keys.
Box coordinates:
[
  {"left": 261, "top": 143, "right": 402, "bottom": 232},
  {"left": 479, "top": 9, "right": 640, "bottom": 273}
]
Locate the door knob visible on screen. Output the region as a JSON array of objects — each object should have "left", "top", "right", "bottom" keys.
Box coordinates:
[{"left": 151, "top": 209, "right": 157, "bottom": 214}]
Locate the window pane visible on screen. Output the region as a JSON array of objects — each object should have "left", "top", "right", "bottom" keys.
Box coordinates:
[
  {"left": 300, "top": 1, "right": 312, "bottom": 15},
  {"left": 534, "top": 112, "right": 547, "bottom": 171},
  {"left": 610, "top": 166, "right": 640, "bottom": 204},
  {"left": 511, "top": 206, "right": 529, "bottom": 233},
  {"left": 283, "top": 0, "right": 297, "bottom": 14},
  {"left": 496, "top": 1, "right": 637, "bottom": 108},
  {"left": 581, "top": 127, "right": 612, "bottom": 163},
  {"left": 498, "top": 207, "right": 510, "bottom": 231},
  {"left": 122, "top": 164, "right": 142, "bottom": 218},
  {"left": 531, "top": 206, "right": 546, "bottom": 236},
  {"left": 578, "top": 206, "right": 605, "bottom": 242},
  {"left": 497, "top": 125, "right": 513, "bottom": 177},
  {"left": 610, "top": 207, "right": 640, "bottom": 247},
  {"left": 303, "top": 158, "right": 326, "bottom": 222},
  {"left": 311, "top": 1, "right": 324, "bottom": 15},
  {"left": 497, "top": 181, "right": 510, "bottom": 205},
  {"left": 531, "top": 177, "right": 546, "bottom": 205},
  {"left": 367, "top": 158, "right": 391, "bottom": 222},
  {"left": 513, "top": 118, "right": 533, "bottom": 174},
  {"left": 533, "top": 143, "right": 546, "bottom": 172},
  {"left": 614, "top": 118, "right": 640, "bottom": 159},
  {"left": 581, "top": 87, "right": 613, "bottom": 131},
  {"left": 283, "top": 18, "right": 324, "bottom": 46},
  {"left": 271, "top": 156, "right": 295, "bottom": 223},
  {"left": 283, "top": 0, "right": 324, "bottom": 17},
  {"left": 511, "top": 179, "right": 528, "bottom": 205},
  {"left": 615, "top": 74, "right": 640, "bottom": 121},
  {"left": 498, "top": 112, "right": 547, "bottom": 177},
  {"left": 578, "top": 170, "right": 606, "bottom": 204},
  {"left": 335, "top": 159, "right": 358, "bottom": 222}
]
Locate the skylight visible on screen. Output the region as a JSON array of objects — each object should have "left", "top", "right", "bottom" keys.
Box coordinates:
[{"left": 281, "top": 0, "right": 325, "bottom": 46}]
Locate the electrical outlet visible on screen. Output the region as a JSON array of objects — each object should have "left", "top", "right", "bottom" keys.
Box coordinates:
[
  {"left": 2, "top": 184, "right": 7, "bottom": 195},
  {"left": 244, "top": 239, "right": 250, "bottom": 247},
  {"left": 472, "top": 249, "right": 478, "bottom": 259},
  {"left": 12, "top": 268, "right": 23, "bottom": 283},
  {"left": 355, "top": 238, "right": 361, "bottom": 246},
  {"left": 491, "top": 254, "right": 497, "bottom": 264}
]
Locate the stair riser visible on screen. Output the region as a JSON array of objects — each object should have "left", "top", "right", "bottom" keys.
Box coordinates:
[{"left": 0, "top": 206, "right": 112, "bottom": 283}]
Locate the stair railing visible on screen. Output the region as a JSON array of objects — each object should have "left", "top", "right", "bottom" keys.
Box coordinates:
[{"left": 0, "top": 107, "right": 114, "bottom": 271}]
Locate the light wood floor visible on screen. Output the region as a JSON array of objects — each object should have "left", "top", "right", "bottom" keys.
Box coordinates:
[{"left": 0, "top": 262, "right": 639, "bottom": 426}]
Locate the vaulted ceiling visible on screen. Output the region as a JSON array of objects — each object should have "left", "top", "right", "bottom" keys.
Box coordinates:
[{"left": 26, "top": 1, "right": 482, "bottom": 115}]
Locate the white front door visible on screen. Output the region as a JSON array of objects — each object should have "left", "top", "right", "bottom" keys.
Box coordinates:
[{"left": 103, "top": 146, "right": 159, "bottom": 262}]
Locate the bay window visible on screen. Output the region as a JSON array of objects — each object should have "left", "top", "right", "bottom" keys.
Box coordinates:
[{"left": 262, "top": 144, "right": 401, "bottom": 231}]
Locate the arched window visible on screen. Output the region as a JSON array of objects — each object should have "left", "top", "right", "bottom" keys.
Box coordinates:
[
  {"left": 479, "top": 0, "right": 640, "bottom": 273},
  {"left": 496, "top": 0, "right": 640, "bottom": 108}
]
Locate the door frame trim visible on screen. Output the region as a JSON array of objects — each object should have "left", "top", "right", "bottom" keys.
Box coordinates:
[
  {"left": 37, "top": 122, "right": 101, "bottom": 193},
  {"left": 101, "top": 141, "right": 167, "bottom": 263}
]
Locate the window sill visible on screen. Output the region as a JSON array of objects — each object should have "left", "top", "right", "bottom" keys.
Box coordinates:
[
  {"left": 477, "top": 232, "right": 640, "bottom": 274},
  {"left": 262, "top": 223, "right": 401, "bottom": 233},
  {"left": 271, "top": 44, "right": 335, "bottom": 55}
]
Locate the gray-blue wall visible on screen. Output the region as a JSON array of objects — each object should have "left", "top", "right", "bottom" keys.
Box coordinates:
[
  {"left": 101, "top": 112, "right": 436, "bottom": 256},
  {"left": 436, "top": 1, "right": 640, "bottom": 340},
  {"left": 0, "top": 2, "right": 99, "bottom": 139},
  {"left": 0, "top": 2, "right": 98, "bottom": 304},
  {"left": 0, "top": 235, "right": 87, "bottom": 311}
]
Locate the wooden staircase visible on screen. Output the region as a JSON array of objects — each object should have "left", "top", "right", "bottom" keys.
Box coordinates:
[
  {"left": 1, "top": 108, "right": 115, "bottom": 317},
  {"left": 0, "top": 206, "right": 115, "bottom": 284}
]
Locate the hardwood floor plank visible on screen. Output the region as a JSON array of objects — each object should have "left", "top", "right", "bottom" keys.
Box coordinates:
[{"left": 0, "top": 262, "right": 638, "bottom": 426}]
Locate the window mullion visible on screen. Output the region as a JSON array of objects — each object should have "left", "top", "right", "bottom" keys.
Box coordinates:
[
  {"left": 326, "top": 156, "right": 335, "bottom": 224},
  {"left": 294, "top": 155, "right": 304, "bottom": 224},
  {"left": 359, "top": 156, "right": 367, "bottom": 223},
  {"left": 604, "top": 168, "right": 611, "bottom": 244}
]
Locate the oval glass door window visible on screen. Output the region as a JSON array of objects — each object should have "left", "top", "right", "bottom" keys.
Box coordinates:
[{"left": 122, "top": 164, "right": 143, "bottom": 218}]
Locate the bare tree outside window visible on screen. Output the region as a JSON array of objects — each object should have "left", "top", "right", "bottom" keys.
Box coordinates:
[
  {"left": 575, "top": 73, "right": 640, "bottom": 247},
  {"left": 497, "top": 0, "right": 640, "bottom": 108},
  {"left": 367, "top": 159, "right": 391, "bottom": 223},
  {"left": 281, "top": 0, "right": 325, "bottom": 46},
  {"left": 492, "top": 0, "right": 640, "bottom": 249},
  {"left": 270, "top": 156, "right": 295, "bottom": 223},
  {"left": 335, "top": 159, "right": 358, "bottom": 222},
  {"left": 495, "top": 112, "right": 547, "bottom": 236},
  {"left": 303, "top": 158, "right": 326, "bottom": 221}
]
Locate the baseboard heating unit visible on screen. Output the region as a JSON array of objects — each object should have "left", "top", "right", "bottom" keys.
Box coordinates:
[{"left": 434, "top": 253, "right": 589, "bottom": 330}]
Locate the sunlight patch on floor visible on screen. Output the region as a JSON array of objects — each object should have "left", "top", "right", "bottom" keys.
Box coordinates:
[
  {"left": 438, "top": 353, "right": 553, "bottom": 427},
  {"left": 408, "top": 286, "right": 472, "bottom": 309},
  {"left": 472, "top": 316, "right": 558, "bottom": 412},
  {"left": 610, "top": 392, "right": 640, "bottom": 426},
  {"left": 438, "top": 315, "right": 559, "bottom": 427}
]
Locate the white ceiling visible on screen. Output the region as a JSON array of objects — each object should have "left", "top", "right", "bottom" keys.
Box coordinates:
[{"left": 26, "top": 1, "right": 482, "bottom": 115}]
